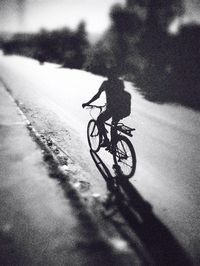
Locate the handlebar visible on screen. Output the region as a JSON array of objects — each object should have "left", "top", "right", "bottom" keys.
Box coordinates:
[
  {"left": 85, "top": 104, "right": 106, "bottom": 112},
  {"left": 84, "top": 105, "right": 135, "bottom": 137},
  {"left": 86, "top": 104, "right": 106, "bottom": 108}
]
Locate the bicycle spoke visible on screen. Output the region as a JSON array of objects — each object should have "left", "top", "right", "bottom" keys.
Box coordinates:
[
  {"left": 118, "top": 158, "right": 132, "bottom": 168},
  {"left": 113, "top": 136, "right": 136, "bottom": 178},
  {"left": 87, "top": 120, "right": 101, "bottom": 152}
]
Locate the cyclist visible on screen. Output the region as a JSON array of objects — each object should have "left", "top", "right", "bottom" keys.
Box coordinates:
[{"left": 82, "top": 69, "right": 131, "bottom": 147}]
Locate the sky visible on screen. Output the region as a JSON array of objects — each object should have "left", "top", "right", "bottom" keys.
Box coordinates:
[
  {"left": 0, "top": 0, "right": 125, "bottom": 34},
  {"left": 184, "top": 0, "right": 200, "bottom": 23},
  {"left": 0, "top": 0, "right": 200, "bottom": 34}
]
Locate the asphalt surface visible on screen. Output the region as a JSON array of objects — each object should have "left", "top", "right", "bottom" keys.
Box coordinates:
[
  {"left": 0, "top": 81, "right": 140, "bottom": 265},
  {"left": 0, "top": 53, "right": 200, "bottom": 265}
]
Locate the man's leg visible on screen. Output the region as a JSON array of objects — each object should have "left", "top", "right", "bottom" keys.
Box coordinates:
[
  {"left": 97, "top": 110, "right": 111, "bottom": 144},
  {"left": 111, "top": 117, "right": 120, "bottom": 145}
]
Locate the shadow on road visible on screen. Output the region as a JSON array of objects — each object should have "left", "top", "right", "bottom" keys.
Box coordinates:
[{"left": 90, "top": 150, "right": 192, "bottom": 266}]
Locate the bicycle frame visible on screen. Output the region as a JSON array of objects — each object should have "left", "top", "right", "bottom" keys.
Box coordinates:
[
  {"left": 105, "top": 122, "right": 135, "bottom": 138},
  {"left": 85, "top": 104, "right": 136, "bottom": 178},
  {"left": 86, "top": 104, "right": 135, "bottom": 143},
  {"left": 86, "top": 104, "right": 106, "bottom": 119}
]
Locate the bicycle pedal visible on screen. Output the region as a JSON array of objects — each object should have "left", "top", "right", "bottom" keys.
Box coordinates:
[
  {"left": 106, "top": 145, "right": 114, "bottom": 152},
  {"left": 113, "top": 164, "right": 120, "bottom": 171},
  {"left": 113, "top": 164, "right": 122, "bottom": 175},
  {"left": 100, "top": 141, "right": 110, "bottom": 147}
]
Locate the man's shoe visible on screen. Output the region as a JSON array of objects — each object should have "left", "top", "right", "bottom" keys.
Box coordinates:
[{"left": 100, "top": 139, "right": 110, "bottom": 147}]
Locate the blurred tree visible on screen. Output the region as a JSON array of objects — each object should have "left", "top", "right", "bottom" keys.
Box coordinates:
[
  {"left": 88, "top": 0, "right": 184, "bottom": 77},
  {"left": 171, "top": 23, "right": 200, "bottom": 108},
  {"left": 2, "top": 23, "right": 90, "bottom": 70},
  {"left": 84, "top": 36, "right": 117, "bottom": 75},
  {"left": 110, "top": 0, "right": 184, "bottom": 65},
  {"left": 109, "top": 3, "right": 142, "bottom": 73},
  {"left": 86, "top": 0, "right": 200, "bottom": 109},
  {"left": 63, "top": 21, "right": 89, "bottom": 68}
]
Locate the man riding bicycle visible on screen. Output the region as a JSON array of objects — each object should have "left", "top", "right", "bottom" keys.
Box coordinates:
[{"left": 82, "top": 69, "right": 131, "bottom": 147}]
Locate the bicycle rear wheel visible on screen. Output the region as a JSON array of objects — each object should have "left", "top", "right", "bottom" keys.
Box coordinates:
[
  {"left": 87, "top": 119, "right": 102, "bottom": 152},
  {"left": 113, "top": 135, "right": 136, "bottom": 178}
]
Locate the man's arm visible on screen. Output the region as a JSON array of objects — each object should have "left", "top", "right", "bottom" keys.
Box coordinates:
[{"left": 82, "top": 81, "right": 105, "bottom": 108}]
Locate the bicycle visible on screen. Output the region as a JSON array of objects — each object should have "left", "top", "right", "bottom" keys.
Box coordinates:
[{"left": 85, "top": 104, "right": 136, "bottom": 179}]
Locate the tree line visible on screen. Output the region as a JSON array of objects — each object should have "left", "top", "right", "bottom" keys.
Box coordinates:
[
  {"left": 85, "top": 0, "right": 200, "bottom": 110},
  {"left": 2, "top": 22, "right": 88, "bottom": 69},
  {"left": 1, "top": 0, "right": 200, "bottom": 110}
]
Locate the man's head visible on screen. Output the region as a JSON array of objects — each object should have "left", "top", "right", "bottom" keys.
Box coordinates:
[{"left": 107, "top": 66, "right": 119, "bottom": 80}]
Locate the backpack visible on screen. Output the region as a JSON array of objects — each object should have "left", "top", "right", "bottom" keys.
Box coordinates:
[{"left": 117, "top": 91, "right": 131, "bottom": 119}]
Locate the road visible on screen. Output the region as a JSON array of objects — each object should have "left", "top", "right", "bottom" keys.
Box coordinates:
[{"left": 0, "top": 53, "right": 200, "bottom": 264}]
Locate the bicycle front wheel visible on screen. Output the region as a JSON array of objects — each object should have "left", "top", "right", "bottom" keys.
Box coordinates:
[
  {"left": 87, "top": 119, "right": 101, "bottom": 152},
  {"left": 113, "top": 135, "right": 136, "bottom": 179}
]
